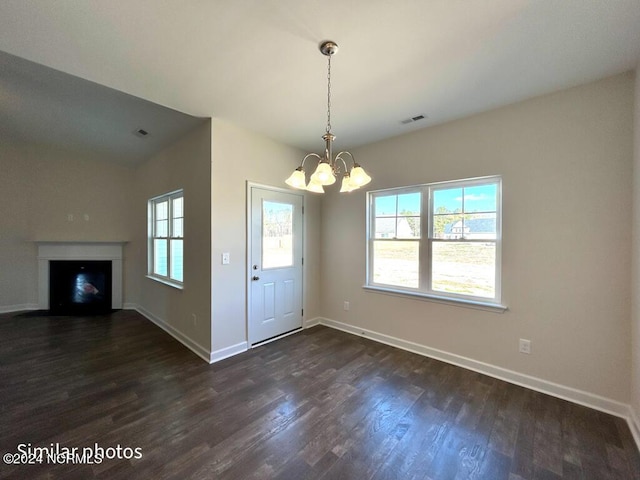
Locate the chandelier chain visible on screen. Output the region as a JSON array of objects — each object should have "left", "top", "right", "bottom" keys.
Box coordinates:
[
  {"left": 326, "top": 54, "right": 332, "bottom": 134},
  {"left": 284, "top": 41, "right": 371, "bottom": 193}
]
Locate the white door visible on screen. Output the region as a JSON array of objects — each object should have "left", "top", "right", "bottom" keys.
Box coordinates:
[{"left": 248, "top": 186, "right": 303, "bottom": 345}]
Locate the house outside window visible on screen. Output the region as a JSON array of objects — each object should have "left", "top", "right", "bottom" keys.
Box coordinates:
[
  {"left": 148, "top": 190, "right": 184, "bottom": 288},
  {"left": 366, "top": 176, "right": 503, "bottom": 309}
]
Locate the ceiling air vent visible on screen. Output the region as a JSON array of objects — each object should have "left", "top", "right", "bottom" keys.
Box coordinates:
[
  {"left": 400, "top": 114, "right": 427, "bottom": 125},
  {"left": 133, "top": 128, "right": 150, "bottom": 138}
]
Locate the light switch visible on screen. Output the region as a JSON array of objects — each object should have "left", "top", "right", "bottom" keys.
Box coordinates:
[{"left": 222, "top": 252, "right": 230, "bottom": 265}]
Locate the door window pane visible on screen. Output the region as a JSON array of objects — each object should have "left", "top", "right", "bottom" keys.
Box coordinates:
[{"left": 262, "top": 201, "right": 293, "bottom": 269}]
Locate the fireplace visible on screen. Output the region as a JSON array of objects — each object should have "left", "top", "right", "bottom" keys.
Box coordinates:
[
  {"left": 37, "top": 242, "right": 125, "bottom": 312},
  {"left": 49, "top": 260, "right": 112, "bottom": 314}
]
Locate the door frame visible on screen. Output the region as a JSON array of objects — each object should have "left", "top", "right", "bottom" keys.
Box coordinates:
[{"left": 246, "top": 182, "right": 305, "bottom": 347}]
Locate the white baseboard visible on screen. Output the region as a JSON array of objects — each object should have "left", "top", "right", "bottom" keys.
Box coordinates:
[
  {"left": 317, "top": 317, "right": 634, "bottom": 421},
  {"left": 0, "top": 303, "right": 39, "bottom": 314},
  {"left": 116, "top": 309, "right": 640, "bottom": 451},
  {"left": 126, "top": 304, "right": 212, "bottom": 364},
  {"left": 304, "top": 317, "right": 321, "bottom": 328},
  {"left": 210, "top": 341, "right": 248, "bottom": 363}
]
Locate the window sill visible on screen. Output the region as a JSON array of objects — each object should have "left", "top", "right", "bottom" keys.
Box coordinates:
[
  {"left": 146, "top": 275, "right": 183, "bottom": 290},
  {"left": 362, "top": 285, "right": 507, "bottom": 313}
]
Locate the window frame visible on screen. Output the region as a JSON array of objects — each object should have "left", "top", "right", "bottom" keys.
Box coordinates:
[
  {"left": 148, "top": 189, "right": 184, "bottom": 289},
  {"left": 365, "top": 176, "right": 506, "bottom": 312}
]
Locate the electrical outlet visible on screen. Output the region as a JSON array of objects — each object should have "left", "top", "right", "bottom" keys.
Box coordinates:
[
  {"left": 519, "top": 338, "right": 531, "bottom": 354},
  {"left": 343, "top": 301, "right": 350, "bottom": 311},
  {"left": 222, "top": 252, "right": 230, "bottom": 265},
  {"left": 192, "top": 313, "right": 197, "bottom": 325}
]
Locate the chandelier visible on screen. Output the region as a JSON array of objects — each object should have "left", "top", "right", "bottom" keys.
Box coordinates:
[{"left": 285, "top": 41, "right": 371, "bottom": 193}]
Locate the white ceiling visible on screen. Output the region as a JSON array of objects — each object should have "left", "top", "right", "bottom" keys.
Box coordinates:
[
  {"left": 1, "top": 0, "right": 639, "bottom": 159},
  {"left": 0, "top": 50, "right": 205, "bottom": 164}
]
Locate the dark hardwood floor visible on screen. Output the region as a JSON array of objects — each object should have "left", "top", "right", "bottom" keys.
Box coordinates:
[{"left": 1, "top": 310, "right": 639, "bottom": 480}]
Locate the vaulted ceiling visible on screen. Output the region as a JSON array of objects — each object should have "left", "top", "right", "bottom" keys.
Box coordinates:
[{"left": 1, "top": 0, "right": 639, "bottom": 163}]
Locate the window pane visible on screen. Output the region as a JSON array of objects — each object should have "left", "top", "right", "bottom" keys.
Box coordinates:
[
  {"left": 173, "top": 197, "right": 184, "bottom": 218},
  {"left": 397, "top": 217, "right": 420, "bottom": 239},
  {"left": 433, "top": 188, "right": 462, "bottom": 214},
  {"left": 398, "top": 192, "right": 420, "bottom": 216},
  {"left": 375, "top": 195, "right": 397, "bottom": 216},
  {"left": 463, "top": 213, "right": 497, "bottom": 240},
  {"left": 173, "top": 218, "right": 183, "bottom": 238},
  {"left": 373, "top": 241, "right": 419, "bottom": 288},
  {"left": 431, "top": 242, "right": 495, "bottom": 298},
  {"left": 156, "top": 219, "right": 168, "bottom": 237},
  {"left": 170, "top": 239, "right": 183, "bottom": 282},
  {"left": 375, "top": 217, "right": 396, "bottom": 238},
  {"left": 262, "top": 201, "right": 293, "bottom": 269},
  {"left": 154, "top": 239, "right": 168, "bottom": 276},
  {"left": 464, "top": 184, "right": 497, "bottom": 213},
  {"left": 433, "top": 214, "right": 464, "bottom": 239},
  {"left": 155, "top": 201, "right": 168, "bottom": 220},
  {"left": 148, "top": 190, "right": 184, "bottom": 285}
]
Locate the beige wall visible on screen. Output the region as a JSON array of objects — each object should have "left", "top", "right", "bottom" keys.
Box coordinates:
[
  {"left": 320, "top": 73, "right": 634, "bottom": 403},
  {"left": 0, "top": 142, "right": 132, "bottom": 310},
  {"left": 210, "top": 118, "right": 321, "bottom": 353},
  {"left": 129, "top": 121, "right": 212, "bottom": 352},
  {"left": 2, "top": 68, "right": 635, "bottom": 414},
  {"left": 632, "top": 66, "right": 640, "bottom": 421},
  {"left": 0, "top": 117, "right": 320, "bottom": 361}
]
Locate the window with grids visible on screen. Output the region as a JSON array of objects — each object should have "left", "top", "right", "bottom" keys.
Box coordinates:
[
  {"left": 148, "top": 190, "right": 184, "bottom": 286},
  {"left": 367, "top": 176, "right": 501, "bottom": 305}
]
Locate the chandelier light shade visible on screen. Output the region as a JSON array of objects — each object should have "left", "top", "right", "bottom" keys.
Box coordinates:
[
  {"left": 306, "top": 179, "right": 325, "bottom": 193},
  {"left": 284, "top": 167, "right": 306, "bottom": 189},
  {"left": 285, "top": 41, "right": 371, "bottom": 193}
]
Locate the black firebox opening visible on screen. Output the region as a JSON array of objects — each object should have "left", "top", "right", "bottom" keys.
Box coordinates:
[{"left": 49, "top": 260, "right": 112, "bottom": 315}]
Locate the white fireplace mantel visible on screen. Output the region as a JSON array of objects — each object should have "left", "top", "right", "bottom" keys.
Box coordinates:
[{"left": 37, "top": 242, "right": 126, "bottom": 310}]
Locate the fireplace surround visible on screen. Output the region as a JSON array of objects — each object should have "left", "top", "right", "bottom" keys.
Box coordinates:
[{"left": 37, "top": 242, "right": 125, "bottom": 311}]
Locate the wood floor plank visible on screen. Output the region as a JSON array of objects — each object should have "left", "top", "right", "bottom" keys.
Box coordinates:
[
  {"left": 1, "top": 310, "right": 639, "bottom": 480},
  {"left": 314, "top": 378, "right": 423, "bottom": 479},
  {"left": 533, "top": 395, "right": 563, "bottom": 476},
  {"left": 370, "top": 399, "right": 451, "bottom": 480}
]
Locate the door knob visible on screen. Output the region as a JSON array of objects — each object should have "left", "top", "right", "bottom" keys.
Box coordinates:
[{"left": 252, "top": 276, "right": 260, "bottom": 281}]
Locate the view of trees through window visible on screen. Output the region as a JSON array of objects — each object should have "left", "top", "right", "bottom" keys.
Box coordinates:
[
  {"left": 262, "top": 201, "right": 293, "bottom": 269},
  {"left": 369, "top": 178, "right": 501, "bottom": 302}
]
